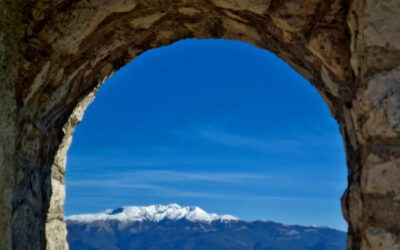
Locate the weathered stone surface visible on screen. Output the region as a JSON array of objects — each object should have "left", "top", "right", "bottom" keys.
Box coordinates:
[
  {"left": 307, "top": 29, "right": 347, "bottom": 81},
  {"left": 211, "top": 0, "right": 271, "bottom": 15},
  {"left": 0, "top": 0, "right": 399, "bottom": 249},
  {"left": 178, "top": 7, "right": 203, "bottom": 16},
  {"left": 268, "top": 0, "right": 321, "bottom": 32},
  {"left": 365, "top": 0, "right": 400, "bottom": 51},
  {"left": 362, "top": 228, "right": 400, "bottom": 250},
  {"left": 36, "top": 0, "right": 138, "bottom": 54},
  {"left": 345, "top": 0, "right": 400, "bottom": 248},
  {"left": 355, "top": 68, "right": 400, "bottom": 138},
  {"left": 363, "top": 154, "right": 400, "bottom": 198},
  {"left": 0, "top": 0, "right": 23, "bottom": 249}
]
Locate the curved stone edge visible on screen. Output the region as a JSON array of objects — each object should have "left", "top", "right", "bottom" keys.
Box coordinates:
[{"left": 45, "top": 85, "right": 100, "bottom": 250}]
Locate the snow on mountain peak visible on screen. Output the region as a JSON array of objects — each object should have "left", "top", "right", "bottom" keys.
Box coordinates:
[{"left": 66, "top": 204, "right": 239, "bottom": 223}]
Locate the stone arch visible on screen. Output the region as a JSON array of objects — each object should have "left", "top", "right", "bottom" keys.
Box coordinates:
[{"left": 0, "top": 0, "right": 399, "bottom": 249}]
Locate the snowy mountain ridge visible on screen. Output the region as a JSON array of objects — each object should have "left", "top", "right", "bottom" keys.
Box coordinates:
[{"left": 66, "top": 203, "right": 239, "bottom": 223}]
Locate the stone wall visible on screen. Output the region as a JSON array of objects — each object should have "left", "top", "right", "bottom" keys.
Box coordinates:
[
  {"left": 0, "top": 0, "right": 23, "bottom": 249},
  {"left": 0, "top": 0, "right": 398, "bottom": 249},
  {"left": 344, "top": 0, "right": 400, "bottom": 249}
]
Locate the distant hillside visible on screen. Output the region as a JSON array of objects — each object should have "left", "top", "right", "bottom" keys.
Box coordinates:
[{"left": 66, "top": 204, "right": 346, "bottom": 250}]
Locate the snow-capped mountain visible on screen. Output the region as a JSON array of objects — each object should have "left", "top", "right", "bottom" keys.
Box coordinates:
[
  {"left": 66, "top": 203, "right": 238, "bottom": 223},
  {"left": 66, "top": 204, "right": 347, "bottom": 250}
]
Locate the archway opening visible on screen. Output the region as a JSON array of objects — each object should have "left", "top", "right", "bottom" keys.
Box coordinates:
[{"left": 64, "top": 39, "right": 347, "bottom": 248}]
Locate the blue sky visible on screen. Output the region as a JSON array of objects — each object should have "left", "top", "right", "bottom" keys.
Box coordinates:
[{"left": 64, "top": 39, "right": 348, "bottom": 231}]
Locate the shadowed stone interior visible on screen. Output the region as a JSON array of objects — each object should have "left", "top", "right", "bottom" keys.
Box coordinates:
[{"left": 0, "top": 0, "right": 399, "bottom": 249}]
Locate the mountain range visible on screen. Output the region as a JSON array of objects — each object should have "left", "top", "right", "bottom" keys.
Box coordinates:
[{"left": 66, "top": 204, "right": 347, "bottom": 250}]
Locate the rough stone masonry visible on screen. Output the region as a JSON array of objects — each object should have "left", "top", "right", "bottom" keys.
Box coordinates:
[{"left": 0, "top": 0, "right": 399, "bottom": 249}]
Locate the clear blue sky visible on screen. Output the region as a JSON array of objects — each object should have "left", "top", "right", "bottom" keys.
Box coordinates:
[{"left": 64, "top": 39, "right": 348, "bottom": 231}]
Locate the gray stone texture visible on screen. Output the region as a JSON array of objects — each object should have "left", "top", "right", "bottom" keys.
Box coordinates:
[{"left": 0, "top": 0, "right": 399, "bottom": 249}]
